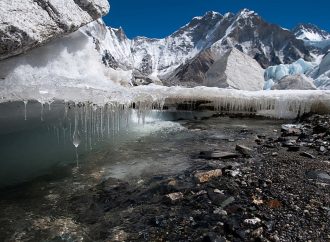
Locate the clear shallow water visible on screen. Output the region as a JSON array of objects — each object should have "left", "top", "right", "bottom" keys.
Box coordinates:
[
  {"left": 0, "top": 102, "right": 285, "bottom": 241},
  {"left": 0, "top": 101, "right": 217, "bottom": 187}
]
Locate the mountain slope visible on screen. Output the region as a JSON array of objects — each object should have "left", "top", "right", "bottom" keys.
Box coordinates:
[
  {"left": 164, "top": 48, "right": 264, "bottom": 90},
  {"left": 82, "top": 9, "right": 312, "bottom": 86}
]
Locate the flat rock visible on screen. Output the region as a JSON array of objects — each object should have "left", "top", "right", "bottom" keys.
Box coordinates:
[
  {"left": 199, "top": 151, "right": 238, "bottom": 159},
  {"left": 194, "top": 169, "right": 222, "bottom": 183},
  {"left": 306, "top": 171, "right": 330, "bottom": 184},
  {"left": 287, "top": 145, "right": 300, "bottom": 152},
  {"left": 300, "top": 152, "right": 315, "bottom": 159},
  {"left": 235, "top": 144, "right": 253, "bottom": 156}
]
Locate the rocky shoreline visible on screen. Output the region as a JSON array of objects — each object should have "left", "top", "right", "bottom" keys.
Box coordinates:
[
  {"left": 67, "top": 114, "right": 330, "bottom": 241},
  {"left": 0, "top": 114, "right": 329, "bottom": 242}
]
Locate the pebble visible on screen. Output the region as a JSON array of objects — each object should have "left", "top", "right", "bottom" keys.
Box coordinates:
[{"left": 244, "top": 217, "right": 261, "bottom": 225}]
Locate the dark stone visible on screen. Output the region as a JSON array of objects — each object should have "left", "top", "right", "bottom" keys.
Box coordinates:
[
  {"left": 300, "top": 152, "right": 315, "bottom": 159},
  {"left": 202, "top": 233, "right": 226, "bottom": 242},
  {"left": 199, "top": 151, "right": 238, "bottom": 159},
  {"left": 235, "top": 144, "right": 253, "bottom": 157},
  {"left": 287, "top": 146, "right": 300, "bottom": 152},
  {"left": 305, "top": 170, "right": 330, "bottom": 184}
]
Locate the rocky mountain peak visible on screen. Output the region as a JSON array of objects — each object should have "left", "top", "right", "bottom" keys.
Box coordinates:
[
  {"left": 237, "top": 8, "right": 257, "bottom": 18},
  {"left": 293, "top": 23, "right": 330, "bottom": 41}
]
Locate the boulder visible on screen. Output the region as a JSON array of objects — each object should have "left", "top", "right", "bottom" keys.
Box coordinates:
[
  {"left": 205, "top": 48, "right": 265, "bottom": 90},
  {"left": 0, "top": 0, "right": 110, "bottom": 60},
  {"left": 271, "top": 74, "right": 316, "bottom": 90}
]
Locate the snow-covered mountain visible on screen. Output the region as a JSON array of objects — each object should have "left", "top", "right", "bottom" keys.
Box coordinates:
[
  {"left": 83, "top": 9, "right": 312, "bottom": 88},
  {"left": 293, "top": 24, "right": 330, "bottom": 55},
  {"left": 293, "top": 24, "right": 330, "bottom": 41}
]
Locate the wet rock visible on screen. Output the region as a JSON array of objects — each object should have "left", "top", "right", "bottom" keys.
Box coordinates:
[
  {"left": 305, "top": 170, "right": 330, "bottom": 184},
  {"left": 235, "top": 144, "right": 253, "bottom": 157},
  {"left": 287, "top": 145, "right": 300, "bottom": 152},
  {"left": 207, "top": 189, "right": 227, "bottom": 206},
  {"left": 300, "top": 152, "right": 315, "bottom": 159},
  {"left": 281, "top": 139, "right": 299, "bottom": 149},
  {"left": 264, "top": 143, "right": 276, "bottom": 148},
  {"left": 194, "top": 169, "right": 222, "bottom": 183},
  {"left": 319, "top": 146, "right": 326, "bottom": 152},
  {"left": 220, "top": 196, "right": 235, "bottom": 208},
  {"left": 281, "top": 124, "right": 302, "bottom": 136},
  {"left": 199, "top": 151, "right": 238, "bottom": 159}
]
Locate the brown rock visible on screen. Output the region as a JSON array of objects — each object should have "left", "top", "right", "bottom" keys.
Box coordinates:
[{"left": 194, "top": 169, "right": 222, "bottom": 183}]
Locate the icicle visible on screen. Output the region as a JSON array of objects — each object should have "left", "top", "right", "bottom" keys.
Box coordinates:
[
  {"left": 40, "top": 102, "right": 44, "bottom": 121},
  {"left": 72, "top": 107, "right": 81, "bottom": 168},
  {"left": 23, "top": 100, "right": 28, "bottom": 121},
  {"left": 107, "top": 107, "right": 110, "bottom": 137},
  {"left": 100, "top": 106, "right": 104, "bottom": 138},
  {"left": 57, "top": 127, "right": 60, "bottom": 144}
]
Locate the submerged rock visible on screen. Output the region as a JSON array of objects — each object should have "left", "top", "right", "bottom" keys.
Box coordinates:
[{"left": 0, "top": 0, "right": 110, "bottom": 60}]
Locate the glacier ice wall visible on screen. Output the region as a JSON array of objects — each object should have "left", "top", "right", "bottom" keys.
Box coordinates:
[
  {"left": 308, "top": 52, "right": 330, "bottom": 90},
  {"left": 264, "top": 59, "right": 316, "bottom": 89}
]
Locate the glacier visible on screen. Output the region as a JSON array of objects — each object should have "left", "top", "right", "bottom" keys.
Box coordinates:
[{"left": 263, "top": 59, "right": 316, "bottom": 89}]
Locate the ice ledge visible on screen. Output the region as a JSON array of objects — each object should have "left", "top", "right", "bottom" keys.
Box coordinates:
[
  {"left": 1, "top": 85, "right": 330, "bottom": 119},
  {"left": 0, "top": 0, "right": 110, "bottom": 60}
]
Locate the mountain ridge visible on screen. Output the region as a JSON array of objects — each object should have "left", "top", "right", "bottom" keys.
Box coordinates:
[{"left": 83, "top": 9, "right": 329, "bottom": 88}]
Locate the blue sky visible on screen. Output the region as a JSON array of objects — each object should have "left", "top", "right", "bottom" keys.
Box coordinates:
[{"left": 103, "top": 0, "right": 329, "bottom": 39}]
